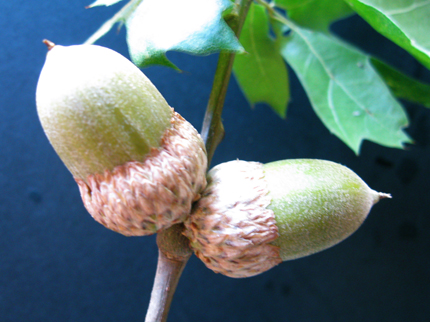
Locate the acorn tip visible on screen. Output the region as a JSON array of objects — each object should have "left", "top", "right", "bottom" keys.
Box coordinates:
[
  {"left": 371, "top": 190, "right": 391, "bottom": 205},
  {"left": 378, "top": 192, "right": 392, "bottom": 200},
  {"left": 42, "top": 39, "right": 55, "bottom": 51}
]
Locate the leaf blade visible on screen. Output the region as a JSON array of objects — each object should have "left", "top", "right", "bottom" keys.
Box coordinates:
[
  {"left": 233, "top": 3, "right": 289, "bottom": 117},
  {"left": 280, "top": 28, "right": 411, "bottom": 153},
  {"left": 85, "top": 0, "right": 142, "bottom": 46},
  {"left": 275, "top": 0, "right": 354, "bottom": 31},
  {"left": 125, "top": 0, "right": 243, "bottom": 68},
  {"left": 345, "top": 0, "right": 430, "bottom": 69},
  {"left": 371, "top": 58, "right": 430, "bottom": 108}
]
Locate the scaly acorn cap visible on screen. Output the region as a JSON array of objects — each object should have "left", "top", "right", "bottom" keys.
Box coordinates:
[
  {"left": 36, "top": 41, "right": 207, "bottom": 236},
  {"left": 183, "top": 159, "right": 390, "bottom": 278}
]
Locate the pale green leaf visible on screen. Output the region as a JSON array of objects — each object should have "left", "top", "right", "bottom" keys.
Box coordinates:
[
  {"left": 280, "top": 28, "right": 411, "bottom": 153},
  {"left": 85, "top": 0, "right": 141, "bottom": 46},
  {"left": 233, "top": 3, "right": 289, "bottom": 118},
  {"left": 371, "top": 58, "right": 430, "bottom": 108},
  {"left": 125, "top": 0, "right": 243, "bottom": 69},
  {"left": 275, "top": 0, "right": 354, "bottom": 31},
  {"left": 345, "top": 0, "right": 430, "bottom": 69},
  {"left": 88, "top": 0, "right": 124, "bottom": 8}
]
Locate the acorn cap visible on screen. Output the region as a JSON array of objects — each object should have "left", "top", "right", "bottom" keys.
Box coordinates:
[
  {"left": 184, "top": 159, "right": 389, "bottom": 278},
  {"left": 36, "top": 43, "right": 207, "bottom": 236},
  {"left": 183, "top": 161, "right": 281, "bottom": 278}
]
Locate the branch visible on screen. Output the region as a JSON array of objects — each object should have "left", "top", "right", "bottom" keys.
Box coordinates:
[
  {"left": 145, "top": 1, "right": 253, "bottom": 321},
  {"left": 145, "top": 224, "right": 192, "bottom": 322},
  {"left": 201, "top": 0, "right": 253, "bottom": 166}
]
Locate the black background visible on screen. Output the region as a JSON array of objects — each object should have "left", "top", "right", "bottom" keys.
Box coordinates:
[{"left": 1, "top": 1, "right": 429, "bottom": 321}]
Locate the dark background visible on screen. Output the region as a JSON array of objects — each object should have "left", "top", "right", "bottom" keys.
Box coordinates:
[{"left": 1, "top": 1, "right": 429, "bottom": 321}]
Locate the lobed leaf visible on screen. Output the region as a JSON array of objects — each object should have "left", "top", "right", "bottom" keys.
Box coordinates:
[
  {"left": 280, "top": 27, "right": 411, "bottom": 153},
  {"left": 125, "top": 0, "right": 243, "bottom": 69},
  {"left": 371, "top": 58, "right": 430, "bottom": 108},
  {"left": 233, "top": 3, "right": 289, "bottom": 118},
  {"left": 85, "top": 0, "right": 142, "bottom": 46},
  {"left": 275, "top": 0, "right": 355, "bottom": 31},
  {"left": 345, "top": 0, "right": 430, "bottom": 70}
]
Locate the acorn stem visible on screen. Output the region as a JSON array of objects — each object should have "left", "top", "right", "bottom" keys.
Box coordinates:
[
  {"left": 145, "top": 225, "right": 192, "bottom": 322},
  {"left": 145, "top": 251, "right": 190, "bottom": 322}
]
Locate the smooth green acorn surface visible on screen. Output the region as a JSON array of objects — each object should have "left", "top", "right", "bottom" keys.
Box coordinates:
[
  {"left": 264, "top": 159, "right": 385, "bottom": 261},
  {"left": 36, "top": 43, "right": 172, "bottom": 180}
]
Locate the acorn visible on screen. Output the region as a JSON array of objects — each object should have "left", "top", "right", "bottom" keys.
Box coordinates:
[
  {"left": 36, "top": 41, "right": 207, "bottom": 236},
  {"left": 183, "top": 159, "right": 390, "bottom": 278}
]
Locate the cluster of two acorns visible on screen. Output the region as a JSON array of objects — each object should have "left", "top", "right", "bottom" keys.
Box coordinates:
[{"left": 36, "top": 41, "right": 389, "bottom": 278}]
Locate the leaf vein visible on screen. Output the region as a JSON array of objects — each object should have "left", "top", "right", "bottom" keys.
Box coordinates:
[
  {"left": 295, "top": 30, "right": 392, "bottom": 134},
  {"left": 328, "top": 79, "right": 349, "bottom": 140},
  {"left": 249, "top": 8, "right": 269, "bottom": 84},
  {"left": 302, "top": 54, "right": 313, "bottom": 76},
  {"left": 385, "top": 0, "right": 430, "bottom": 15},
  {"left": 363, "top": 1, "right": 430, "bottom": 58}
]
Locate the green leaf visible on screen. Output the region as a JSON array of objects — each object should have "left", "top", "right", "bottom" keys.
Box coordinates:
[
  {"left": 87, "top": 0, "right": 124, "bottom": 7},
  {"left": 85, "top": 0, "right": 142, "bottom": 46},
  {"left": 371, "top": 58, "right": 430, "bottom": 108},
  {"left": 274, "top": 0, "right": 355, "bottom": 31},
  {"left": 345, "top": 0, "right": 430, "bottom": 69},
  {"left": 280, "top": 27, "right": 411, "bottom": 153},
  {"left": 232, "top": 3, "right": 289, "bottom": 118},
  {"left": 125, "top": 0, "right": 243, "bottom": 69}
]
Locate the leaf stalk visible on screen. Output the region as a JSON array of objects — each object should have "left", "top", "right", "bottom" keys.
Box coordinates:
[{"left": 255, "top": 0, "right": 293, "bottom": 28}]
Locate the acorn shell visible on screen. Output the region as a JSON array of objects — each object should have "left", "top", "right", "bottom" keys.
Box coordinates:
[
  {"left": 36, "top": 43, "right": 208, "bottom": 236},
  {"left": 184, "top": 159, "right": 388, "bottom": 277},
  {"left": 264, "top": 159, "right": 385, "bottom": 261},
  {"left": 36, "top": 44, "right": 172, "bottom": 180}
]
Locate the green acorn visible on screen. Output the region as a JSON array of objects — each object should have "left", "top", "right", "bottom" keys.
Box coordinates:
[
  {"left": 36, "top": 41, "right": 207, "bottom": 236},
  {"left": 184, "top": 159, "right": 390, "bottom": 278}
]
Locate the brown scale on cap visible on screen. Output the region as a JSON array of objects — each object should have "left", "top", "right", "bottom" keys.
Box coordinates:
[
  {"left": 184, "top": 161, "right": 282, "bottom": 278},
  {"left": 76, "top": 111, "right": 207, "bottom": 236}
]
